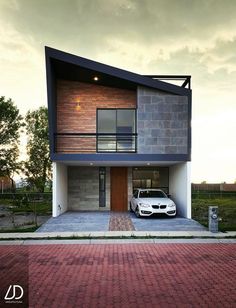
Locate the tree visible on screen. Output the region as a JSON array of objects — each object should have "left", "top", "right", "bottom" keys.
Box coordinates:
[
  {"left": 24, "top": 107, "right": 51, "bottom": 192},
  {"left": 0, "top": 96, "right": 23, "bottom": 187}
]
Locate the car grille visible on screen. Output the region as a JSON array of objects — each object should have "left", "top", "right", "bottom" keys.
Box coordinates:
[{"left": 152, "top": 205, "right": 166, "bottom": 209}]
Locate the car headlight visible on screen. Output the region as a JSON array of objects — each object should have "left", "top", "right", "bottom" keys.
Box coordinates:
[
  {"left": 138, "top": 203, "right": 150, "bottom": 208},
  {"left": 168, "top": 203, "right": 175, "bottom": 208}
]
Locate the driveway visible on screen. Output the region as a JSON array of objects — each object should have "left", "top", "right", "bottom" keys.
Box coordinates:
[
  {"left": 37, "top": 211, "right": 206, "bottom": 232},
  {"left": 0, "top": 243, "right": 235, "bottom": 307},
  {"left": 131, "top": 215, "right": 206, "bottom": 231}
]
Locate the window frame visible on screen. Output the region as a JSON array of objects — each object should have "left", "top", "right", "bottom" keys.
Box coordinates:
[{"left": 96, "top": 108, "right": 137, "bottom": 153}]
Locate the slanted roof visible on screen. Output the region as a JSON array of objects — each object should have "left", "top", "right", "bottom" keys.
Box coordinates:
[{"left": 45, "top": 46, "right": 191, "bottom": 96}]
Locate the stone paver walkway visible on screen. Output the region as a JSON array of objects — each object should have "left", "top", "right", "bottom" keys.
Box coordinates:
[
  {"left": 0, "top": 244, "right": 235, "bottom": 307},
  {"left": 109, "top": 212, "right": 135, "bottom": 231}
]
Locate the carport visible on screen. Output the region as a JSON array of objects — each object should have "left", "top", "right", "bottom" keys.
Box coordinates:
[{"left": 53, "top": 162, "right": 191, "bottom": 218}]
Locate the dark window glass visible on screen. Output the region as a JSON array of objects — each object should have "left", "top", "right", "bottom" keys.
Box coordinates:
[
  {"left": 132, "top": 167, "right": 169, "bottom": 193},
  {"left": 117, "top": 109, "right": 135, "bottom": 133},
  {"left": 133, "top": 190, "right": 138, "bottom": 198},
  {"left": 139, "top": 190, "right": 167, "bottom": 198},
  {"left": 99, "top": 167, "right": 106, "bottom": 207},
  {"left": 97, "top": 109, "right": 116, "bottom": 133},
  {"left": 97, "top": 109, "right": 136, "bottom": 152}
]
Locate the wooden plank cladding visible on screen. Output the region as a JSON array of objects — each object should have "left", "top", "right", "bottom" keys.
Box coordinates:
[
  {"left": 56, "top": 135, "right": 97, "bottom": 153},
  {"left": 110, "top": 167, "right": 128, "bottom": 212},
  {"left": 56, "top": 79, "right": 136, "bottom": 153}
]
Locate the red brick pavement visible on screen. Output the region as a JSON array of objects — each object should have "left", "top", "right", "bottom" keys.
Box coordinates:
[{"left": 0, "top": 244, "right": 235, "bottom": 308}]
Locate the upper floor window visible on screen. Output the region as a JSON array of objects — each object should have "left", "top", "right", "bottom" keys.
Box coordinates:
[{"left": 97, "top": 108, "right": 136, "bottom": 152}]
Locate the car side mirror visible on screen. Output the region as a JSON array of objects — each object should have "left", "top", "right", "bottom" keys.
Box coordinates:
[{"left": 167, "top": 194, "right": 171, "bottom": 198}]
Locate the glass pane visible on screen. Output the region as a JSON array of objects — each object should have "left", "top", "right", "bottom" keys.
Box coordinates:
[
  {"left": 117, "top": 109, "right": 135, "bottom": 151},
  {"left": 99, "top": 167, "right": 106, "bottom": 207},
  {"left": 117, "top": 109, "right": 135, "bottom": 133},
  {"left": 97, "top": 109, "right": 116, "bottom": 133},
  {"left": 132, "top": 167, "right": 169, "bottom": 192},
  {"left": 97, "top": 109, "right": 136, "bottom": 152},
  {"left": 97, "top": 136, "right": 116, "bottom": 152},
  {"left": 117, "top": 135, "right": 135, "bottom": 152}
]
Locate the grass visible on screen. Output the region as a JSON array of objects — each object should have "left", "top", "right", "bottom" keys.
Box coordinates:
[
  {"left": 0, "top": 226, "right": 39, "bottom": 233},
  {"left": 11, "top": 202, "right": 51, "bottom": 215},
  {"left": 0, "top": 199, "right": 12, "bottom": 205},
  {"left": 0, "top": 200, "right": 52, "bottom": 215},
  {"left": 0, "top": 198, "right": 51, "bottom": 232},
  {"left": 192, "top": 198, "right": 236, "bottom": 231}
]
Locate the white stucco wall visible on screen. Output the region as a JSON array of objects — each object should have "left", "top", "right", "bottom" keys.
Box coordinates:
[
  {"left": 52, "top": 162, "right": 68, "bottom": 217},
  {"left": 169, "top": 162, "right": 191, "bottom": 218}
]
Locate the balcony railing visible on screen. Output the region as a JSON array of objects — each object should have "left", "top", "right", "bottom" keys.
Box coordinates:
[
  {"left": 144, "top": 75, "right": 191, "bottom": 89},
  {"left": 54, "top": 133, "right": 137, "bottom": 153}
]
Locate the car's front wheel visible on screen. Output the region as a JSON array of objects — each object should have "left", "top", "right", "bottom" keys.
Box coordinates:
[{"left": 135, "top": 206, "right": 141, "bottom": 218}]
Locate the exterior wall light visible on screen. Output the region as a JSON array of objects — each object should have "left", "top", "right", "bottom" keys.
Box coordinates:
[{"left": 75, "top": 98, "right": 81, "bottom": 111}]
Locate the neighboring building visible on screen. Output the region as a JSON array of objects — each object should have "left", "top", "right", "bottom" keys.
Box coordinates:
[
  {"left": 0, "top": 176, "right": 15, "bottom": 192},
  {"left": 45, "top": 47, "right": 192, "bottom": 218},
  {"left": 192, "top": 183, "right": 236, "bottom": 192}
]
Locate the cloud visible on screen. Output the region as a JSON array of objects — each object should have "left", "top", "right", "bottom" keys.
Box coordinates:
[
  {"left": 0, "top": 20, "right": 46, "bottom": 115},
  {"left": 0, "top": 0, "right": 236, "bottom": 182},
  {"left": 1, "top": 0, "right": 236, "bottom": 53}
]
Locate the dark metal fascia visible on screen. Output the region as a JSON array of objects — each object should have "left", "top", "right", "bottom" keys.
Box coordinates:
[
  {"left": 45, "top": 46, "right": 190, "bottom": 96},
  {"left": 50, "top": 153, "right": 190, "bottom": 162}
]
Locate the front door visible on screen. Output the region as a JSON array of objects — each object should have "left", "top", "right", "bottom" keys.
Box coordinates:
[{"left": 110, "top": 167, "right": 128, "bottom": 211}]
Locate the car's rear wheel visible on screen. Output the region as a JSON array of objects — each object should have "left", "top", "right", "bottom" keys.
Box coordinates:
[{"left": 135, "top": 206, "right": 141, "bottom": 218}]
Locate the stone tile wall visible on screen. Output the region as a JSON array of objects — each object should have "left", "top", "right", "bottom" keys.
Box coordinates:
[
  {"left": 68, "top": 166, "right": 110, "bottom": 210},
  {"left": 68, "top": 167, "right": 99, "bottom": 210},
  {"left": 137, "top": 86, "right": 189, "bottom": 154}
]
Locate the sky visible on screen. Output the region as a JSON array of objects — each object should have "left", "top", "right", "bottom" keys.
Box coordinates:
[{"left": 0, "top": 0, "right": 236, "bottom": 183}]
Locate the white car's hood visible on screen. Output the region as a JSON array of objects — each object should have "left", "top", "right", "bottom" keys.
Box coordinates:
[{"left": 138, "top": 197, "right": 173, "bottom": 205}]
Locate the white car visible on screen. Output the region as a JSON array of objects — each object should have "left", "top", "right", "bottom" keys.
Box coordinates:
[{"left": 130, "top": 189, "right": 176, "bottom": 218}]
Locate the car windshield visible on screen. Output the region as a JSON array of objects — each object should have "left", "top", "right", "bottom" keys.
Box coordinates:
[{"left": 139, "top": 190, "right": 166, "bottom": 198}]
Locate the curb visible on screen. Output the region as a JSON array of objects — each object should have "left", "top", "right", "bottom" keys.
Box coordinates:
[{"left": 0, "top": 231, "right": 235, "bottom": 240}]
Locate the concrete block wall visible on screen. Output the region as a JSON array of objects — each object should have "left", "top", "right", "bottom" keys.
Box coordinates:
[
  {"left": 137, "top": 86, "right": 189, "bottom": 154},
  {"left": 68, "top": 166, "right": 110, "bottom": 211},
  {"left": 68, "top": 167, "right": 99, "bottom": 210}
]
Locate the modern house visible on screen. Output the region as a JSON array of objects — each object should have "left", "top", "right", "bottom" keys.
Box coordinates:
[{"left": 45, "top": 47, "right": 192, "bottom": 218}]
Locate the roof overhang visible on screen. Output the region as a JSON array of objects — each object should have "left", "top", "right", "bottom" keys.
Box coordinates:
[{"left": 45, "top": 46, "right": 191, "bottom": 95}]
